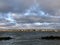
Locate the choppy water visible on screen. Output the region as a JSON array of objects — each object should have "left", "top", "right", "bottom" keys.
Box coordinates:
[{"left": 0, "top": 32, "right": 60, "bottom": 45}]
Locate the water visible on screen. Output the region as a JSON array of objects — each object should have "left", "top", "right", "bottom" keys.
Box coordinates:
[{"left": 0, "top": 32, "right": 60, "bottom": 45}]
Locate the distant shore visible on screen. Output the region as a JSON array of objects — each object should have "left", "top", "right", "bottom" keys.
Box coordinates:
[{"left": 0, "top": 29, "right": 60, "bottom": 32}]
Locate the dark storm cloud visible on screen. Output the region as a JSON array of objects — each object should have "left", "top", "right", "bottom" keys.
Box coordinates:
[
  {"left": 0, "top": 0, "right": 12, "bottom": 12},
  {"left": 14, "top": 15, "right": 60, "bottom": 23},
  {"left": 0, "top": 0, "right": 34, "bottom": 13},
  {"left": 37, "top": 0, "right": 60, "bottom": 15},
  {"left": 0, "top": 0, "right": 60, "bottom": 14}
]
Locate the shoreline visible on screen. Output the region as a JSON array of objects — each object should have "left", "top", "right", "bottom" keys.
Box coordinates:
[{"left": 0, "top": 29, "right": 60, "bottom": 32}]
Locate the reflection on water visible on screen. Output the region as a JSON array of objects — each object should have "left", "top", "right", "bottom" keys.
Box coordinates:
[{"left": 0, "top": 32, "right": 60, "bottom": 45}]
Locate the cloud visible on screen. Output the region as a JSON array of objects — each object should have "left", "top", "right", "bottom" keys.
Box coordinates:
[
  {"left": 37, "top": 0, "right": 60, "bottom": 15},
  {"left": 0, "top": 0, "right": 35, "bottom": 13},
  {"left": 0, "top": 0, "right": 60, "bottom": 14},
  {"left": 0, "top": 0, "right": 60, "bottom": 29}
]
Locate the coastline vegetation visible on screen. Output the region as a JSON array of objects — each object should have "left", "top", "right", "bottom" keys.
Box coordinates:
[{"left": 0, "top": 29, "right": 60, "bottom": 32}]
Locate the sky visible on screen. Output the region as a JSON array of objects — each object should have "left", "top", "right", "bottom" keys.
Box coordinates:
[
  {"left": 0, "top": 0, "right": 60, "bottom": 13},
  {"left": 0, "top": 0, "right": 60, "bottom": 29}
]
